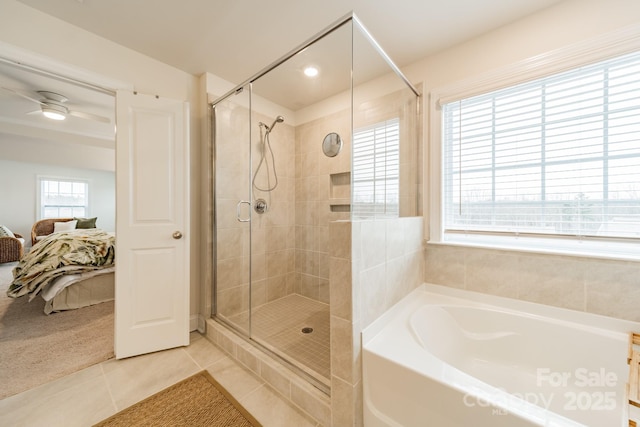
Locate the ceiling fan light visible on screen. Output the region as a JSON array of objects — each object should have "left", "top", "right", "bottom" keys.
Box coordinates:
[{"left": 41, "top": 104, "right": 67, "bottom": 121}]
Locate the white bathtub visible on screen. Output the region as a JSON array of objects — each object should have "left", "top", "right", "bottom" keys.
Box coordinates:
[{"left": 362, "top": 283, "right": 640, "bottom": 427}]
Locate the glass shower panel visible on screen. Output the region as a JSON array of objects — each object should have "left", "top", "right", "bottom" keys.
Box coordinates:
[
  {"left": 352, "top": 22, "right": 421, "bottom": 219},
  {"left": 213, "top": 85, "right": 252, "bottom": 336},
  {"left": 247, "top": 21, "right": 352, "bottom": 386}
]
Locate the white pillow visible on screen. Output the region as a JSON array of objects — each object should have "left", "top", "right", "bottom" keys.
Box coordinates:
[
  {"left": 53, "top": 220, "right": 78, "bottom": 233},
  {"left": 0, "top": 225, "right": 15, "bottom": 238}
]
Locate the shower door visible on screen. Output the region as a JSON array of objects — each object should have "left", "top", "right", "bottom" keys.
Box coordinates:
[{"left": 213, "top": 85, "right": 253, "bottom": 336}]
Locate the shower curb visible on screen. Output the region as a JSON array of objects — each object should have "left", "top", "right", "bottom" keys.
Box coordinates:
[{"left": 205, "top": 318, "right": 331, "bottom": 426}]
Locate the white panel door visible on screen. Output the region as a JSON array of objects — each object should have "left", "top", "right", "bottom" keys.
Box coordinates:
[{"left": 115, "top": 90, "right": 190, "bottom": 359}]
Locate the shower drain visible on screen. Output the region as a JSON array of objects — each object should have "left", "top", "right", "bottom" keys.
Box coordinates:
[{"left": 301, "top": 327, "right": 313, "bottom": 334}]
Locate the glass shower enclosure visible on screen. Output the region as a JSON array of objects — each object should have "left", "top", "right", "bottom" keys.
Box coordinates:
[{"left": 210, "top": 13, "right": 420, "bottom": 392}]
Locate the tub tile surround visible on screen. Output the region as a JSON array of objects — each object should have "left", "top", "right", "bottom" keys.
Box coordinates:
[
  {"left": 425, "top": 244, "right": 640, "bottom": 322},
  {"left": 329, "top": 216, "right": 425, "bottom": 426}
]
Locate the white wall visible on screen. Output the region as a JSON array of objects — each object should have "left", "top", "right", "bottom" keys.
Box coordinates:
[
  {"left": 0, "top": 0, "right": 202, "bottom": 318},
  {"left": 399, "top": 0, "right": 640, "bottom": 321},
  {"left": 0, "top": 159, "right": 115, "bottom": 246},
  {"left": 403, "top": 0, "right": 640, "bottom": 91}
]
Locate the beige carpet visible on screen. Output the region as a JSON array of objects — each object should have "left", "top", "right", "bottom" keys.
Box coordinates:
[
  {"left": 94, "top": 371, "right": 262, "bottom": 427},
  {"left": 0, "top": 262, "right": 114, "bottom": 399}
]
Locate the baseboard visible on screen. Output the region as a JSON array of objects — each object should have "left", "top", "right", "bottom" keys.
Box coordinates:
[{"left": 190, "top": 314, "right": 206, "bottom": 333}]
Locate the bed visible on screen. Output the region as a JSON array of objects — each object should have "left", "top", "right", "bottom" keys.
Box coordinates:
[{"left": 6, "top": 228, "right": 115, "bottom": 314}]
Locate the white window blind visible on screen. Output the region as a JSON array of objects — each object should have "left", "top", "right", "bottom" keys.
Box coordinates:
[
  {"left": 442, "top": 50, "right": 640, "bottom": 240},
  {"left": 40, "top": 178, "right": 89, "bottom": 219},
  {"left": 352, "top": 118, "right": 400, "bottom": 218}
]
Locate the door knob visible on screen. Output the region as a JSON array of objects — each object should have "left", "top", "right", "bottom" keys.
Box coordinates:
[{"left": 172, "top": 231, "right": 183, "bottom": 239}]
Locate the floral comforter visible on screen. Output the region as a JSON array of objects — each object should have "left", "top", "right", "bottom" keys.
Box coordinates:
[{"left": 7, "top": 229, "right": 115, "bottom": 301}]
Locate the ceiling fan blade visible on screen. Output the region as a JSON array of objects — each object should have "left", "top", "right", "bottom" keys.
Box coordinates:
[
  {"left": 68, "top": 110, "right": 110, "bottom": 123},
  {"left": 0, "top": 86, "right": 46, "bottom": 106}
]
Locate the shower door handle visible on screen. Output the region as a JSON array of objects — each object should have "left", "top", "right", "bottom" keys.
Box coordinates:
[{"left": 236, "top": 200, "right": 251, "bottom": 222}]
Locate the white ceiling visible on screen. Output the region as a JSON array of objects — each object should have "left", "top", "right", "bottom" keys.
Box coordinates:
[
  {"left": 17, "top": 0, "right": 563, "bottom": 84},
  {"left": 2, "top": 0, "right": 564, "bottom": 151}
]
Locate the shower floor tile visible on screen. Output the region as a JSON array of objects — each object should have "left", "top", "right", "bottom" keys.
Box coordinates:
[{"left": 229, "top": 294, "right": 330, "bottom": 382}]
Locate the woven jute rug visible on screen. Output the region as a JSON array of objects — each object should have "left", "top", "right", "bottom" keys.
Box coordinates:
[{"left": 94, "top": 370, "right": 262, "bottom": 427}]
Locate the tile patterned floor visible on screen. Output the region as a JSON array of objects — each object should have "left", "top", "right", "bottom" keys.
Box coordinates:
[
  {"left": 0, "top": 332, "right": 320, "bottom": 427},
  {"left": 230, "top": 294, "right": 330, "bottom": 382}
]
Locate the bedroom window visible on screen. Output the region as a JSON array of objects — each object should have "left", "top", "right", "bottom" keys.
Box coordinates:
[
  {"left": 435, "top": 48, "right": 640, "bottom": 258},
  {"left": 352, "top": 118, "right": 400, "bottom": 218},
  {"left": 39, "top": 178, "right": 89, "bottom": 219}
]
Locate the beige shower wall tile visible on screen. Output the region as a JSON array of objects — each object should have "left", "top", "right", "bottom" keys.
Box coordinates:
[
  {"left": 330, "top": 316, "right": 353, "bottom": 383},
  {"left": 251, "top": 279, "right": 267, "bottom": 308},
  {"left": 517, "top": 254, "right": 586, "bottom": 311},
  {"left": 318, "top": 278, "right": 330, "bottom": 304},
  {"left": 295, "top": 225, "right": 316, "bottom": 251},
  {"left": 269, "top": 179, "right": 290, "bottom": 202},
  {"left": 330, "top": 256, "right": 353, "bottom": 321},
  {"left": 217, "top": 284, "right": 249, "bottom": 317},
  {"left": 331, "top": 376, "right": 363, "bottom": 427},
  {"left": 266, "top": 275, "right": 288, "bottom": 301},
  {"left": 217, "top": 227, "right": 243, "bottom": 260},
  {"left": 266, "top": 250, "right": 289, "bottom": 277},
  {"left": 217, "top": 198, "right": 247, "bottom": 229},
  {"left": 216, "top": 168, "right": 247, "bottom": 199},
  {"left": 266, "top": 226, "right": 289, "bottom": 253},
  {"left": 329, "top": 221, "right": 351, "bottom": 260},
  {"left": 466, "top": 249, "right": 519, "bottom": 299},
  {"left": 217, "top": 257, "right": 243, "bottom": 289},
  {"left": 298, "top": 273, "right": 319, "bottom": 300},
  {"left": 318, "top": 252, "right": 330, "bottom": 279},
  {"left": 250, "top": 253, "right": 266, "bottom": 281},
  {"left": 316, "top": 201, "right": 330, "bottom": 225},
  {"left": 585, "top": 260, "right": 640, "bottom": 321}
]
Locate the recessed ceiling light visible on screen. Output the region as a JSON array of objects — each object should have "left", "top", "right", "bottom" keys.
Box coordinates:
[{"left": 304, "top": 66, "right": 319, "bottom": 77}]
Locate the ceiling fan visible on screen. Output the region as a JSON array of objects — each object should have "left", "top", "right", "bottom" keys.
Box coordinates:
[{"left": 0, "top": 87, "right": 110, "bottom": 123}]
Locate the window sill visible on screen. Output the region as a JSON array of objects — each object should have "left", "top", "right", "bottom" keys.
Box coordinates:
[{"left": 431, "top": 232, "right": 640, "bottom": 262}]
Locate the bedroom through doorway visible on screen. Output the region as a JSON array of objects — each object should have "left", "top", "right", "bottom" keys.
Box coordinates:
[{"left": 0, "top": 53, "right": 116, "bottom": 399}]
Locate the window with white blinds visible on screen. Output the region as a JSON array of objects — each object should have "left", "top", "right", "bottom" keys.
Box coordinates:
[
  {"left": 442, "top": 50, "right": 640, "bottom": 241},
  {"left": 352, "top": 118, "right": 400, "bottom": 218}
]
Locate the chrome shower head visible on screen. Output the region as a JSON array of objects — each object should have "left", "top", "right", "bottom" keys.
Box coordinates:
[{"left": 268, "top": 115, "right": 285, "bottom": 132}]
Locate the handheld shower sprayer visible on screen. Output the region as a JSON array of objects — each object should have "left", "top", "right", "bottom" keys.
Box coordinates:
[
  {"left": 260, "top": 115, "right": 284, "bottom": 132},
  {"left": 253, "top": 114, "right": 285, "bottom": 194}
]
